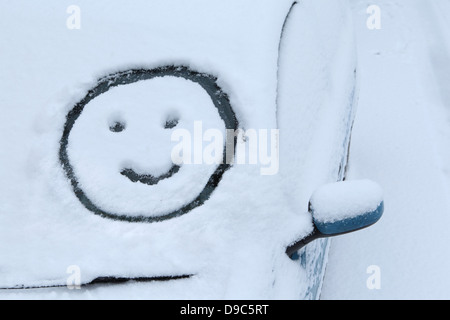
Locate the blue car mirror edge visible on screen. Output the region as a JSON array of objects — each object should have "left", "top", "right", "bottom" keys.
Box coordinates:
[{"left": 286, "top": 201, "right": 384, "bottom": 259}]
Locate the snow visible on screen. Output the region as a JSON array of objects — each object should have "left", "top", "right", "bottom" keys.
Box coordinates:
[
  {"left": 0, "top": 0, "right": 325, "bottom": 299},
  {"left": 0, "top": 0, "right": 358, "bottom": 299},
  {"left": 67, "top": 76, "right": 224, "bottom": 218},
  {"left": 276, "top": 0, "right": 358, "bottom": 299},
  {"left": 3, "top": 0, "right": 445, "bottom": 300},
  {"left": 321, "top": 0, "right": 450, "bottom": 300},
  {"left": 310, "top": 180, "right": 383, "bottom": 223}
]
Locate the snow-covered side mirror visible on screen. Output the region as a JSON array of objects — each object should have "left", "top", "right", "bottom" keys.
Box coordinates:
[
  {"left": 286, "top": 180, "right": 384, "bottom": 257},
  {"left": 310, "top": 180, "right": 384, "bottom": 236}
]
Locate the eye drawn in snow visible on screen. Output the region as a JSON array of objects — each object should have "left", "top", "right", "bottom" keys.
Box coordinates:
[{"left": 59, "top": 66, "right": 238, "bottom": 223}]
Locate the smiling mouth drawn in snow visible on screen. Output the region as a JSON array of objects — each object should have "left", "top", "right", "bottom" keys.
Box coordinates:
[
  {"left": 120, "top": 165, "right": 181, "bottom": 186},
  {"left": 59, "top": 66, "right": 238, "bottom": 223}
]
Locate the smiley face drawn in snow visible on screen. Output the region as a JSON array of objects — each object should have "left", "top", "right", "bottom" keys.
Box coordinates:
[{"left": 60, "top": 66, "right": 238, "bottom": 223}]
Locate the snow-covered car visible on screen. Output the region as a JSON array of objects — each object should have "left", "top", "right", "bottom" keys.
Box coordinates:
[{"left": 0, "top": 0, "right": 383, "bottom": 299}]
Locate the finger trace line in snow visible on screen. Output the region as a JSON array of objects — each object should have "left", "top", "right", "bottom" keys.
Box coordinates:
[{"left": 121, "top": 165, "right": 181, "bottom": 186}]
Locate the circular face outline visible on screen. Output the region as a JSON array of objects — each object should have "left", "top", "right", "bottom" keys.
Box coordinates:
[{"left": 60, "top": 65, "right": 239, "bottom": 223}]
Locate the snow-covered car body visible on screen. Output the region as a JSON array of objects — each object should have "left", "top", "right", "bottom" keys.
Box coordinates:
[{"left": 0, "top": 0, "right": 358, "bottom": 299}]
